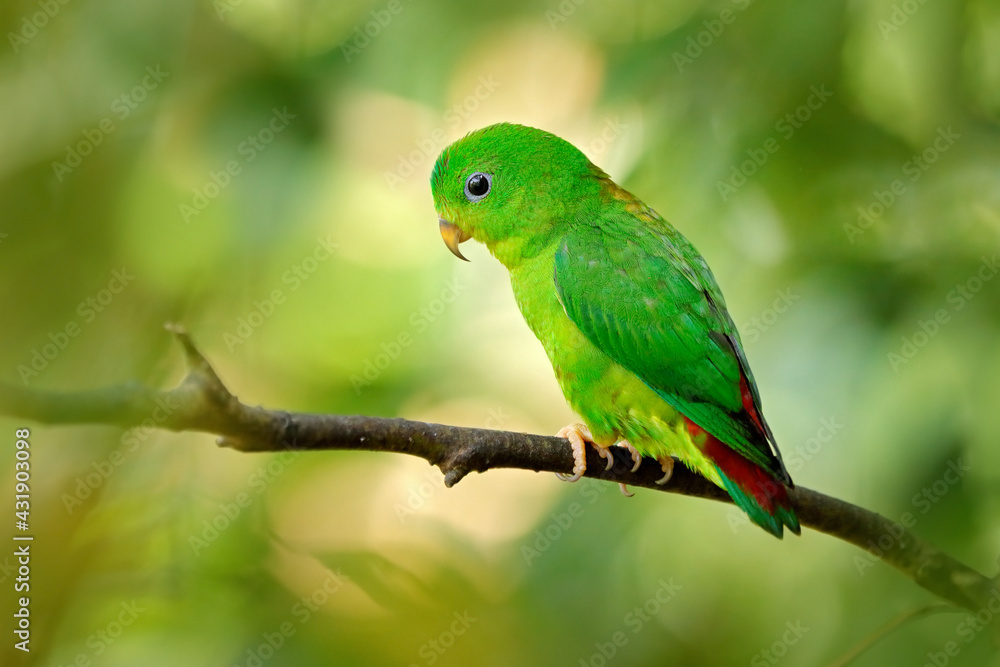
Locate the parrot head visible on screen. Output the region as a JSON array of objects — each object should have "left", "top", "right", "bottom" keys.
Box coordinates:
[{"left": 430, "top": 123, "right": 603, "bottom": 266}]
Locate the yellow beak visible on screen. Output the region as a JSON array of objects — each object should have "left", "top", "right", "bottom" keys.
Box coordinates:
[{"left": 439, "top": 218, "right": 471, "bottom": 261}]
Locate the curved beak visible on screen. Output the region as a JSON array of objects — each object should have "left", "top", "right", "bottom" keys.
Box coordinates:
[{"left": 439, "top": 218, "right": 471, "bottom": 262}]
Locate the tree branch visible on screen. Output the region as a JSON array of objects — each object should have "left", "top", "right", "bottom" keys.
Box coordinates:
[{"left": 1, "top": 325, "right": 996, "bottom": 614}]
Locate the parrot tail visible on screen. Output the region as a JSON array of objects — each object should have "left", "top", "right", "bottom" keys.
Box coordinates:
[{"left": 685, "top": 418, "right": 801, "bottom": 538}]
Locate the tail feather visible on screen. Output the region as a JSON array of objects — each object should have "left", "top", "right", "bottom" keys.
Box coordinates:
[{"left": 686, "top": 418, "right": 800, "bottom": 538}]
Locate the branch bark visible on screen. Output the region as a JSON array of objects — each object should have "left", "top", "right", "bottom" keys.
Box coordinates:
[{"left": 1, "top": 325, "right": 995, "bottom": 614}]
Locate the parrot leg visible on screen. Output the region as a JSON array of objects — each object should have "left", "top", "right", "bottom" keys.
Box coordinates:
[
  {"left": 616, "top": 439, "right": 642, "bottom": 473},
  {"left": 555, "top": 423, "right": 614, "bottom": 482},
  {"left": 655, "top": 456, "right": 674, "bottom": 485}
]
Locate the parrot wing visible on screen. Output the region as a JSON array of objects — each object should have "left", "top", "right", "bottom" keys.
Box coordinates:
[{"left": 553, "top": 213, "right": 791, "bottom": 485}]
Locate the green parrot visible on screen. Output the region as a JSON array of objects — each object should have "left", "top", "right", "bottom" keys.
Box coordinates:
[{"left": 429, "top": 123, "right": 799, "bottom": 538}]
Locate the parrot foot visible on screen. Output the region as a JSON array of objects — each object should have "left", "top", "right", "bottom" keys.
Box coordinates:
[
  {"left": 555, "top": 423, "right": 613, "bottom": 482},
  {"left": 618, "top": 483, "right": 635, "bottom": 497},
  {"left": 616, "top": 439, "right": 642, "bottom": 473},
  {"left": 655, "top": 457, "right": 674, "bottom": 485}
]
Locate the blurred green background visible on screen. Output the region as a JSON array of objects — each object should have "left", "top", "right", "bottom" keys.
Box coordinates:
[{"left": 2, "top": 0, "right": 999, "bottom": 665}]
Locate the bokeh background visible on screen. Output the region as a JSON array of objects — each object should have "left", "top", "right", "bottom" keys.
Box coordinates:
[{"left": 2, "top": 0, "right": 999, "bottom": 665}]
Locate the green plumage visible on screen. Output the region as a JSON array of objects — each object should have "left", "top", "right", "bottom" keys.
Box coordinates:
[{"left": 431, "top": 123, "right": 798, "bottom": 537}]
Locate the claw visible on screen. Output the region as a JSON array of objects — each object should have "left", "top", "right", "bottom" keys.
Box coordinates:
[
  {"left": 618, "top": 483, "right": 634, "bottom": 497},
  {"left": 555, "top": 423, "right": 594, "bottom": 483},
  {"left": 598, "top": 446, "right": 614, "bottom": 471},
  {"left": 656, "top": 456, "right": 675, "bottom": 485},
  {"left": 617, "top": 439, "right": 642, "bottom": 473}
]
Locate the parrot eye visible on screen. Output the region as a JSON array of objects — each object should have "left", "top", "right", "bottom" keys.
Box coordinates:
[{"left": 464, "top": 172, "right": 492, "bottom": 202}]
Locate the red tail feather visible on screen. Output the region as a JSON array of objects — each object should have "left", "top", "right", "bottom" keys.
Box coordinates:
[
  {"left": 739, "top": 373, "right": 765, "bottom": 435},
  {"left": 684, "top": 418, "right": 791, "bottom": 518}
]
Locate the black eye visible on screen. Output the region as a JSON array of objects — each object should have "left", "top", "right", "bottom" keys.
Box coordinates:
[{"left": 464, "top": 172, "right": 492, "bottom": 202}]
